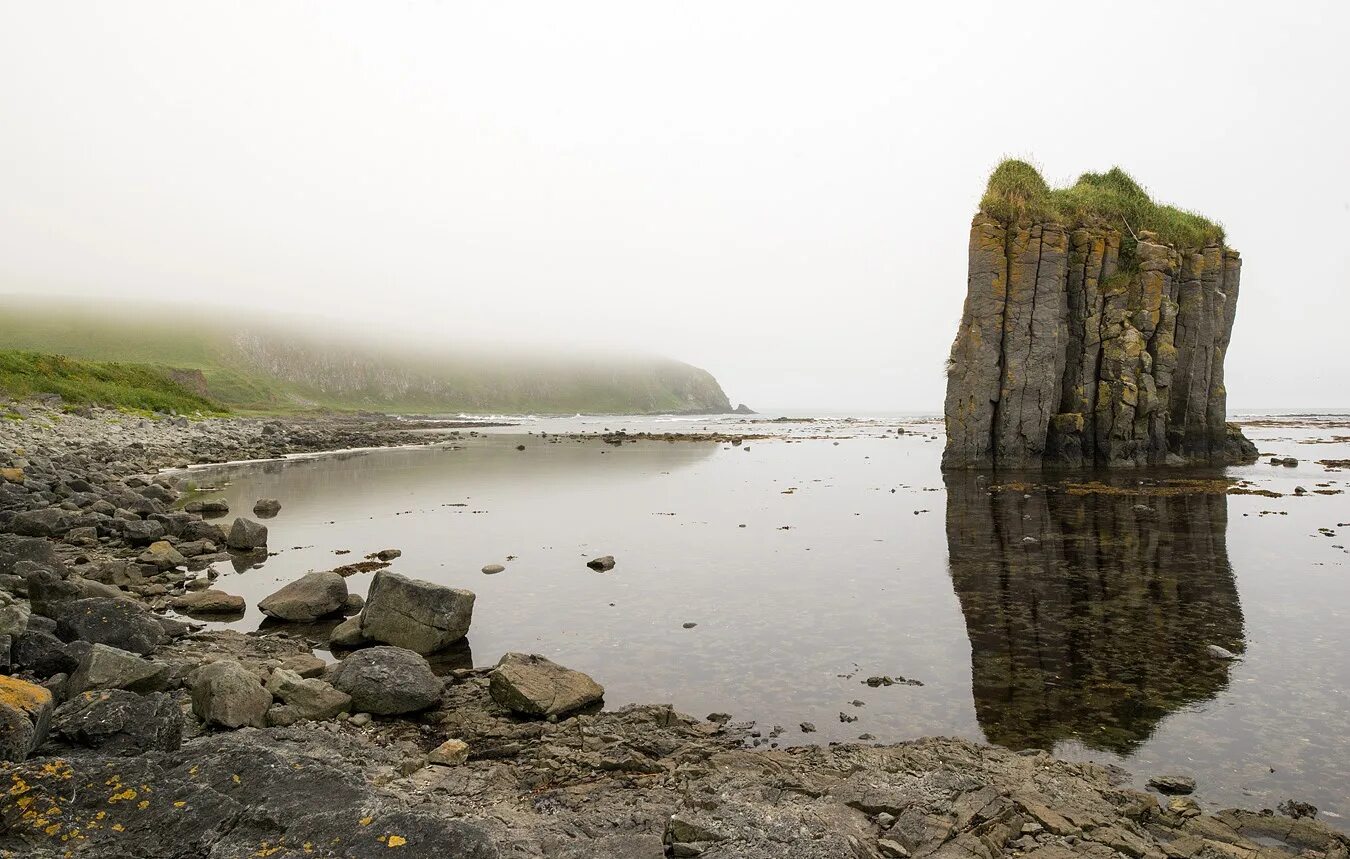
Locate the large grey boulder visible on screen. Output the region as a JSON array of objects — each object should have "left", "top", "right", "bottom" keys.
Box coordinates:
[
  {"left": 265, "top": 667, "right": 350, "bottom": 723},
  {"left": 359, "top": 570, "right": 474, "bottom": 654},
  {"left": 329, "top": 646, "right": 440, "bottom": 715},
  {"left": 0, "top": 675, "right": 54, "bottom": 761},
  {"left": 488, "top": 652, "right": 604, "bottom": 718},
  {"left": 9, "top": 508, "right": 78, "bottom": 537},
  {"left": 12, "top": 629, "right": 79, "bottom": 677},
  {"left": 51, "top": 689, "right": 182, "bottom": 753},
  {"left": 52, "top": 597, "right": 165, "bottom": 655},
  {"left": 67, "top": 643, "right": 170, "bottom": 695},
  {"left": 258, "top": 571, "right": 348, "bottom": 622},
  {"left": 191, "top": 660, "right": 272, "bottom": 729},
  {"left": 123, "top": 518, "right": 167, "bottom": 545},
  {"left": 226, "top": 517, "right": 268, "bottom": 550},
  {"left": 0, "top": 593, "right": 30, "bottom": 636}
]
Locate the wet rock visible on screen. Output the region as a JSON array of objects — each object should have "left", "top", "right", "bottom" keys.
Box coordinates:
[
  {"left": 252, "top": 498, "right": 282, "bottom": 517},
  {"left": 225, "top": 516, "right": 268, "bottom": 550},
  {"left": 329, "top": 613, "right": 366, "bottom": 649},
  {"left": 374, "top": 548, "right": 402, "bottom": 561},
  {"left": 800, "top": 721, "right": 817, "bottom": 733},
  {"left": 52, "top": 597, "right": 165, "bottom": 655},
  {"left": 170, "top": 588, "right": 246, "bottom": 615},
  {"left": 330, "top": 645, "right": 441, "bottom": 715},
  {"left": 1148, "top": 774, "right": 1197, "bottom": 794},
  {"left": 0, "top": 675, "right": 54, "bottom": 761},
  {"left": 1206, "top": 644, "right": 1237, "bottom": 660},
  {"left": 586, "top": 555, "right": 616, "bottom": 571},
  {"left": 191, "top": 659, "right": 272, "bottom": 728},
  {"left": 185, "top": 497, "right": 231, "bottom": 516},
  {"left": 359, "top": 570, "right": 474, "bottom": 654},
  {"left": 481, "top": 563, "right": 505, "bottom": 574},
  {"left": 265, "top": 667, "right": 351, "bottom": 722},
  {"left": 488, "top": 652, "right": 604, "bottom": 718},
  {"left": 258, "top": 570, "right": 348, "bottom": 622},
  {"left": 50, "top": 689, "right": 182, "bottom": 753},
  {"left": 67, "top": 643, "right": 170, "bottom": 695}
]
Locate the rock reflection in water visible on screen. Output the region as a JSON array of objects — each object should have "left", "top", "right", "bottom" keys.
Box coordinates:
[{"left": 944, "top": 473, "right": 1245, "bottom": 754}]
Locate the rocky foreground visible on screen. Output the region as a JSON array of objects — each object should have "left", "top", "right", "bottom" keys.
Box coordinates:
[{"left": 1, "top": 405, "right": 1346, "bottom": 858}]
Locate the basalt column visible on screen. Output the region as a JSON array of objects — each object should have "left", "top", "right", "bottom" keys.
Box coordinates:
[{"left": 943, "top": 220, "right": 1256, "bottom": 469}]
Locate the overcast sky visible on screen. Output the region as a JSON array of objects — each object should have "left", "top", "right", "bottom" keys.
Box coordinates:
[{"left": 2, "top": 1, "right": 1346, "bottom": 411}]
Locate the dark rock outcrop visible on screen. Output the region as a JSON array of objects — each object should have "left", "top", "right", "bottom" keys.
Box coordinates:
[{"left": 944, "top": 214, "right": 1256, "bottom": 468}]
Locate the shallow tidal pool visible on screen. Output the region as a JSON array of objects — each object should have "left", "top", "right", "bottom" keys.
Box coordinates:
[{"left": 170, "top": 412, "right": 1350, "bottom": 821}]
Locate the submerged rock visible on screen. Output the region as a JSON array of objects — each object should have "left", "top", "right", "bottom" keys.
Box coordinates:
[
  {"left": 586, "top": 555, "right": 616, "bottom": 572},
  {"left": 252, "top": 498, "right": 282, "bottom": 517},
  {"left": 488, "top": 652, "right": 604, "bottom": 718}
]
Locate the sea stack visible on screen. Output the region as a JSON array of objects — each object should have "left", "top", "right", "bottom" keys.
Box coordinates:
[{"left": 943, "top": 161, "right": 1258, "bottom": 469}]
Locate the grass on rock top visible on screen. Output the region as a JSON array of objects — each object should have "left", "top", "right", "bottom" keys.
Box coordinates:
[
  {"left": 979, "top": 160, "right": 1226, "bottom": 252},
  {"left": 0, "top": 350, "right": 225, "bottom": 416}
]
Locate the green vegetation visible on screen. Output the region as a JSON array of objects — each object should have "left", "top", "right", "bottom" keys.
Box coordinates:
[
  {"left": 980, "top": 159, "right": 1226, "bottom": 251},
  {"left": 0, "top": 299, "right": 734, "bottom": 415},
  {"left": 0, "top": 350, "right": 224, "bottom": 415}
]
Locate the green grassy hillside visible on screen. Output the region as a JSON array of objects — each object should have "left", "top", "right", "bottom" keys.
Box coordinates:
[
  {"left": 0, "top": 350, "right": 223, "bottom": 415},
  {"left": 0, "top": 299, "right": 734, "bottom": 415}
]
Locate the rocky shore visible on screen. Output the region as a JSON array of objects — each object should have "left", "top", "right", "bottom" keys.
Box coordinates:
[{"left": 1, "top": 404, "right": 1345, "bottom": 858}]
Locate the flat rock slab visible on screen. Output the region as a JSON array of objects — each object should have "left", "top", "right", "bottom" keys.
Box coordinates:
[{"left": 489, "top": 652, "right": 604, "bottom": 718}]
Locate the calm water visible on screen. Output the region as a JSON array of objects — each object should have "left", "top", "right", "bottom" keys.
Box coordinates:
[{"left": 169, "top": 413, "right": 1350, "bottom": 820}]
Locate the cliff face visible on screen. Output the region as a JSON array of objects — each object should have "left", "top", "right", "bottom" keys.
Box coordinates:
[{"left": 944, "top": 214, "right": 1256, "bottom": 469}]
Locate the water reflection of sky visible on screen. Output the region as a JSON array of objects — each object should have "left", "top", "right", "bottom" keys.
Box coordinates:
[{"left": 168, "top": 414, "right": 1350, "bottom": 822}]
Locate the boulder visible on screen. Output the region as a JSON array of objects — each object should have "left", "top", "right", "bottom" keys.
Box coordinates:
[
  {"left": 185, "top": 498, "right": 230, "bottom": 516},
  {"left": 374, "top": 548, "right": 402, "bottom": 561},
  {"left": 191, "top": 660, "right": 272, "bottom": 729},
  {"left": 586, "top": 555, "right": 616, "bottom": 572},
  {"left": 488, "top": 652, "right": 604, "bottom": 717},
  {"left": 329, "top": 614, "right": 366, "bottom": 649},
  {"left": 67, "top": 643, "right": 169, "bottom": 695},
  {"left": 9, "top": 508, "right": 78, "bottom": 537},
  {"left": 359, "top": 570, "right": 474, "bottom": 654},
  {"left": 138, "top": 540, "right": 187, "bottom": 569},
  {"left": 481, "top": 564, "right": 505, "bottom": 575},
  {"left": 0, "top": 675, "right": 54, "bottom": 761},
  {"left": 265, "top": 668, "right": 351, "bottom": 721},
  {"left": 12, "top": 629, "right": 79, "bottom": 677},
  {"left": 123, "top": 518, "right": 167, "bottom": 545},
  {"left": 0, "top": 467, "right": 23, "bottom": 483},
  {"left": 279, "top": 652, "right": 327, "bottom": 678},
  {"left": 329, "top": 646, "right": 440, "bottom": 715},
  {"left": 51, "top": 689, "right": 182, "bottom": 753},
  {"left": 258, "top": 571, "right": 348, "bottom": 622},
  {"left": 0, "top": 595, "right": 30, "bottom": 636},
  {"left": 252, "top": 498, "right": 282, "bottom": 517},
  {"left": 226, "top": 517, "right": 268, "bottom": 550},
  {"left": 171, "top": 589, "right": 246, "bottom": 615},
  {"left": 52, "top": 597, "right": 165, "bottom": 655}
]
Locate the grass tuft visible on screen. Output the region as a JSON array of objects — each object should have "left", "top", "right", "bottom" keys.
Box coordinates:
[
  {"left": 980, "top": 159, "right": 1226, "bottom": 252},
  {"left": 0, "top": 350, "right": 226, "bottom": 415}
]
